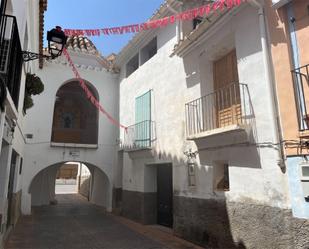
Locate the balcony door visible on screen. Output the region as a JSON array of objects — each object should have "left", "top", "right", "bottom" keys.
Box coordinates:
[
  {"left": 213, "top": 50, "right": 241, "bottom": 128},
  {"left": 135, "top": 90, "right": 151, "bottom": 147}
]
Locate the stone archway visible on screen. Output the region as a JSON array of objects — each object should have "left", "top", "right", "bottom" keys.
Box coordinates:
[{"left": 28, "top": 161, "right": 111, "bottom": 212}]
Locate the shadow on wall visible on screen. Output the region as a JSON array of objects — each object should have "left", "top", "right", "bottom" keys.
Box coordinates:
[
  {"left": 171, "top": 149, "right": 249, "bottom": 248},
  {"left": 119, "top": 145, "right": 252, "bottom": 248}
]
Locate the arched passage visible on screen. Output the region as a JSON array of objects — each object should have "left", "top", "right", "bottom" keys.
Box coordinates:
[
  {"left": 51, "top": 80, "right": 99, "bottom": 144},
  {"left": 28, "top": 161, "right": 111, "bottom": 211}
]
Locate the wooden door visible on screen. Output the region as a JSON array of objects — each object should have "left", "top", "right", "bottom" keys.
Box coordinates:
[
  {"left": 7, "top": 150, "right": 17, "bottom": 228},
  {"left": 213, "top": 50, "right": 241, "bottom": 128},
  {"left": 157, "top": 164, "right": 173, "bottom": 228}
]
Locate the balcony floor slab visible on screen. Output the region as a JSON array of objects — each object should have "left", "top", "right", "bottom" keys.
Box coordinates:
[{"left": 187, "top": 124, "right": 252, "bottom": 150}]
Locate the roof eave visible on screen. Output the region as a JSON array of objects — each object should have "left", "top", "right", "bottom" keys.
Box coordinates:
[
  {"left": 172, "top": 4, "right": 246, "bottom": 58},
  {"left": 39, "top": 0, "right": 47, "bottom": 69}
]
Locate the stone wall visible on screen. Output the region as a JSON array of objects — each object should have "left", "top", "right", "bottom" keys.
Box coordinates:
[
  {"left": 174, "top": 196, "right": 309, "bottom": 249},
  {"left": 122, "top": 190, "right": 157, "bottom": 225}
]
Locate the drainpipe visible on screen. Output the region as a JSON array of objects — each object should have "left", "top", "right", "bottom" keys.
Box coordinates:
[
  {"left": 249, "top": 0, "right": 286, "bottom": 170},
  {"left": 286, "top": 3, "right": 305, "bottom": 131}
]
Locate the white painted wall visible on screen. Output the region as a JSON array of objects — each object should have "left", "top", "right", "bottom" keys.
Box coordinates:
[
  {"left": 78, "top": 163, "right": 91, "bottom": 177},
  {"left": 89, "top": 166, "right": 111, "bottom": 210},
  {"left": 30, "top": 165, "right": 59, "bottom": 206},
  {"left": 118, "top": 5, "right": 290, "bottom": 209},
  {"left": 0, "top": 1, "right": 39, "bottom": 244}
]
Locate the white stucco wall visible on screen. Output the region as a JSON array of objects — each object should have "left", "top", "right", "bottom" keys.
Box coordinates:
[
  {"left": 118, "top": 5, "right": 290, "bottom": 208},
  {"left": 0, "top": 1, "right": 39, "bottom": 242}
]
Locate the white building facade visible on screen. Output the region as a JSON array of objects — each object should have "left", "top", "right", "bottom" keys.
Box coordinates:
[
  {"left": 1, "top": 0, "right": 308, "bottom": 248},
  {"left": 116, "top": 0, "right": 308, "bottom": 248},
  {"left": 21, "top": 37, "right": 119, "bottom": 214},
  {"left": 0, "top": 0, "right": 44, "bottom": 247}
]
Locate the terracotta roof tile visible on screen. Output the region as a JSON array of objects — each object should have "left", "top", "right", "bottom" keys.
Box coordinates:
[
  {"left": 44, "top": 36, "right": 118, "bottom": 72},
  {"left": 66, "top": 35, "right": 98, "bottom": 55}
]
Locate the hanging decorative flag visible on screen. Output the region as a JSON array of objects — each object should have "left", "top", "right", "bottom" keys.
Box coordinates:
[
  {"left": 62, "top": 48, "right": 128, "bottom": 131},
  {"left": 64, "top": 0, "right": 246, "bottom": 37}
]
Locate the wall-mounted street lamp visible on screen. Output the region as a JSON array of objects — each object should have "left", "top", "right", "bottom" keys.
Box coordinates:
[
  {"left": 184, "top": 149, "right": 198, "bottom": 187},
  {"left": 22, "top": 26, "right": 67, "bottom": 62}
]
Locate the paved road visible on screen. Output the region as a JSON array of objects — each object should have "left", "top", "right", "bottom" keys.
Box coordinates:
[{"left": 5, "top": 194, "right": 167, "bottom": 249}]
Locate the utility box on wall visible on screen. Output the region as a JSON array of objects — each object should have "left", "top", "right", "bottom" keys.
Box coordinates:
[{"left": 300, "top": 163, "right": 309, "bottom": 202}]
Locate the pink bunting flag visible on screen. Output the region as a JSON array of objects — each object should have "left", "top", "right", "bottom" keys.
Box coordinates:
[
  {"left": 62, "top": 48, "right": 128, "bottom": 131},
  {"left": 63, "top": 0, "right": 246, "bottom": 37}
]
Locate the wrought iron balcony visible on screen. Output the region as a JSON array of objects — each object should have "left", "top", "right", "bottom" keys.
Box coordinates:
[
  {"left": 122, "top": 120, "right": 156, "bottom": 150},
  {"left": 185, "top": 82, "right": 254, "bottom": 138},
  {"left": 0, "top": 14, "right": 23, "bottom": 108},
  {"left": 291, "top": 64, "right": 309, "bottom": 132}
]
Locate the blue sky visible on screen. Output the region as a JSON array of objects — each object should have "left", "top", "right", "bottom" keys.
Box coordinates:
[{"left": 44, "top": 0, "right": 164, "bottom": 56}]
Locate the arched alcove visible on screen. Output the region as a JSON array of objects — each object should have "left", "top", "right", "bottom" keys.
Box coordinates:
[{"left": 51, "top": 80, "right": 99, "bottom": 144}]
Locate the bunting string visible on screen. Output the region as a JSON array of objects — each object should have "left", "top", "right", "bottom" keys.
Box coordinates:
[
  {"left": 64, "top": 0, "right": 246, "bottom": 37},
  {"left": 62, "top": 48, "right": 128, "bottom": 131}
]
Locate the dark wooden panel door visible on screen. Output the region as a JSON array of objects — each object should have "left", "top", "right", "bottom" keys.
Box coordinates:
[
  {"left": 7, "top": 150, "right": 17, "bottom": 228},
  {"left": 157, "top": 164, "right": 173, "bottom": 228}
]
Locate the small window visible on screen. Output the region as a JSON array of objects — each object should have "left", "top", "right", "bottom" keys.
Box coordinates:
[
  {"left": 214, "top": 163, "right": 230, "bottom": 191},
  {"left": 140, "top": 37, "right": 157, "bottom": 65},
  {"left": 126, "top": 53, "right": 139, "bottom": 77}
]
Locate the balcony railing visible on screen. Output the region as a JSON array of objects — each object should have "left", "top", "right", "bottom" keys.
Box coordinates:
[
  {"left": 291, "top": 64, "right": 309, "bottom": 132},
  {"left": 122, "top": 120, "right": 156, "bottom": 150},
  {"left": 185, "top": 82, "right": 254, "bottom": 137},
  {"left": 0, "top": 14, "right": 23, "bottom": 108}
]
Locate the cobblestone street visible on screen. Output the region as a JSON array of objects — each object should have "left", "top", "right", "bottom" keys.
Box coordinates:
[{"left": 5, "top": 194, "right": 202, "bottom": 249}]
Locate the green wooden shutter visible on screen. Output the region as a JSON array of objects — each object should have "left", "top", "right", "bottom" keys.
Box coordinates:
[{"left": 135, "top": 90, "right": 151, "bottom": 147}]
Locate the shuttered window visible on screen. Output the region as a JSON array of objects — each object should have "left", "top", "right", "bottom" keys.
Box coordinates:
[{"left": 135, "top": 90, "right": 151, "bottom": 147}]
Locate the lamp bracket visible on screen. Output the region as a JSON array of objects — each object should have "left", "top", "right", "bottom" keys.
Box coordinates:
[
  {"left": 22, "top": 51, "right": 52, "bottom": 62},
  {"left": 184, "top": 149, "right": 198, "bottom": 159}
]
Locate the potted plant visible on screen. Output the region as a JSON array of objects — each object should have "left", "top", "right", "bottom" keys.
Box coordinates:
[{"left": 23, "top": 73, "right": 44, "bottom": 113}]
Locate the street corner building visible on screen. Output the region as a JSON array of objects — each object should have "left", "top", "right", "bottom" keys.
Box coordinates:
[{"left": 0, "top": 0, "right": 309, "bottom": 249}]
